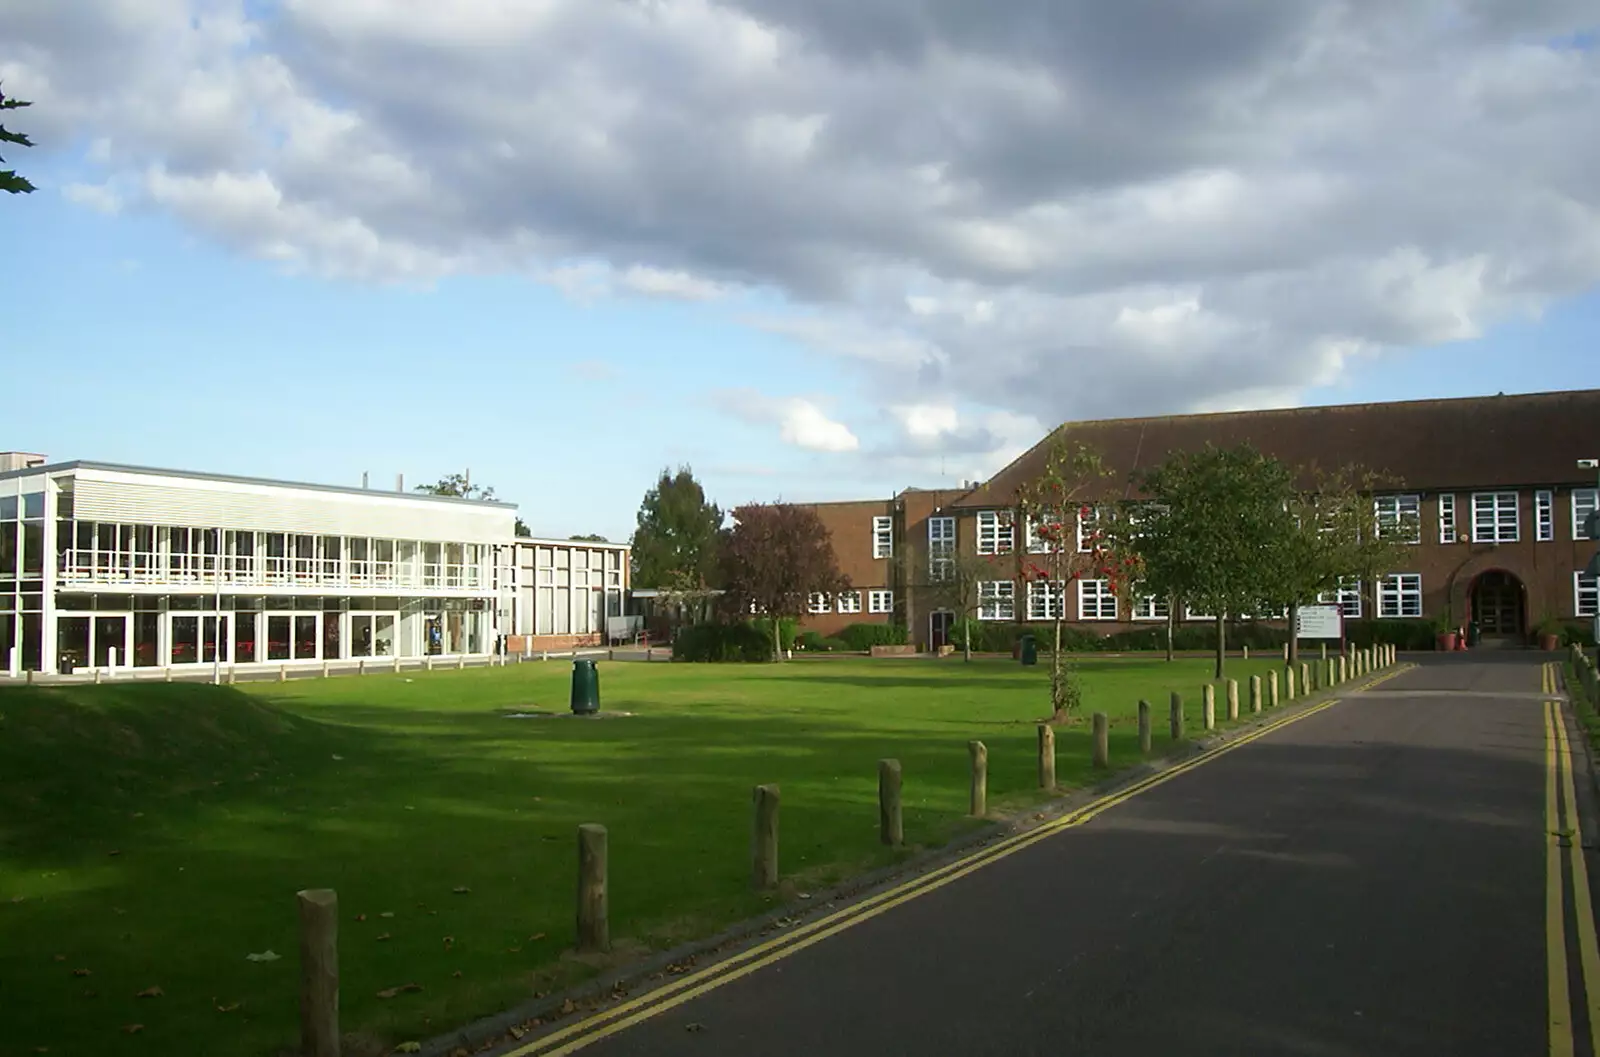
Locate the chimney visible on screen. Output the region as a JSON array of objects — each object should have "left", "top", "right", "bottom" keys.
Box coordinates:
[
  {"left": 361, "top": 471, "right": 369, "bottom": 490},
  {"left": 396, "top": 473, "right": 405, "bottom": 493}
]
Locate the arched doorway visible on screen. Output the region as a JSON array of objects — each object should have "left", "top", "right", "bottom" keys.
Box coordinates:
[{"left": 1470, "top": 570, "right": 1526, "bottom": 642}]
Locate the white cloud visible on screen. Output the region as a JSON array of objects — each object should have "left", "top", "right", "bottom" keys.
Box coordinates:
[
  {"left": 62, "top": 180, "right": 122, "bottom": 213},
  {"left": 712, "top": 388, "right": 860, "bottom": 452},
  {"left": 618, "top": 265, "right": 726, "bottom": 301}
]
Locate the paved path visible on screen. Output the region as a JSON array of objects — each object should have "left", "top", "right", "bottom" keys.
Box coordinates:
[{"left": 496, "top": 654, "right": 1598, "bottom": 1057}]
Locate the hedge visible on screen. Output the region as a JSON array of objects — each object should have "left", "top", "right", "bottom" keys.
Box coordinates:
[
  {"left": 947, "top": 617, "right": 1436, "bottom": 654},
  {"left": 672, "top": 622, "right": 773, "bottom": 662},
  {"left": 836, "top": 623, "right": 908, "bottom": 651}
]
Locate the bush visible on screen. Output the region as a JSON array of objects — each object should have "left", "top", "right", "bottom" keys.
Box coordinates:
[
  {"left": 1561, "top": 620, "right": 1597, "bottom": 648},
  {"left": 750, "top": 616, "right": 799, "bottom": 653},
  {"left": 1342, "top": 618, "right": 1435, "bottom": 651},
  {"left": 836, "top": 623, "right": 908, "bottom": 651},
  {"left": 672, "top": 622, "right": 773, "bottom": 662},
  {"left": 817, "top": 637, "right": 852, "bottom": 652}
]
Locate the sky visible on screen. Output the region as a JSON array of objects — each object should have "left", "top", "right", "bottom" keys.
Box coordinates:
[{"left": 2, "top": 0, "right": 1598, "bottom": 542}]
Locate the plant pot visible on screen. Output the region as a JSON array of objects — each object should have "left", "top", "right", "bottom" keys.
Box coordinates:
[
  {"left": 1540, "top": 633, "right": 1560, "bottom": 652},
  {"left": 1436, "top": 631, "right": 1459, "bottom": 652}
]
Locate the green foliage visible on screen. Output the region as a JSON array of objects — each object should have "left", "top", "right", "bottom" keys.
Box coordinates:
[
  {"left": 414, "top": 473, "right": 498, "bottom": 501},
  {"left": 569, "top": 533, "right": 609, "bottom": 542},
  {"left": 1341, "top": 618, "right": 1436, "bottom": 650},
  {"left": 750, "top": 615, "right": 799, "bottom": 652},
  {"left": 1, "top": 84, "right": 36, "bottom": 195},
  {"left": 722, "top": 503, "right": 849, "bottom": 659},
  {"left": 630, "top": 466, "right": 724, "bottom": 590},
  {"left": 671, "top": 621, "right": 773, "bottom": 662},
  {"left": 836, "top": 623, "right": 908, "bottom": 651},
  {"left": 514, "top": 517, "right": 532, "bottom": 537},
  {"left": 1561, "top": 620, "right": 1598, "bottom": 648},
  {"left": 796, "top": 630, "right": 826, "bottom": 650}
]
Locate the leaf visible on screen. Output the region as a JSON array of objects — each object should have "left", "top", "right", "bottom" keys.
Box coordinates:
[
  {"left": 393, "top": 1043, "right": 422, "bottom": 1054},
  {"left": 686, "top": 1022, "right": 706, "bottom": 1033},
  {"left": 120, "top": 1024, "right": 143, "bottom": 1034},
  {"left": 560, "top": 999, "right": 575, "bottom": 1015},
  {"left": 379, "top": 911, "right": 395, "bottom": 919},
  {"left": 71, "top": 968, "right": 92, "bottom": 977},
  {"left": 452, "top": 970, "right": 462, "bottom": 978},
  {"left": 53, "top": 954, "right": 66, "bottom": 962},
  {"left": 376, "top": 933, "right": 392, "bottom": 942},
  {"left": 355, "top": 914, "right": 368, "bottom": 922},
  {"left": 245, "top": 950, "right": 280, "bottom": 962},
  {"left": 528, "top": 932, "right": 546, "bottom": 941},
  {"left": 214, "top": 1000, "right": 241, "bottom": 1013},
  {"left": 135, "top": 985, "right": 164, "bottom": 998},
  {"left": 376, "top": 983, "right": 423, "bottom": 999},
  {"left": 442, "top": 936, "right": 454, "bottom": 949},
  {"left": 452, "top": 886, "right": 471, "bottom": 894},
  {"left": 509, "top": 1025, "right": 527, "bottom": 1040}
]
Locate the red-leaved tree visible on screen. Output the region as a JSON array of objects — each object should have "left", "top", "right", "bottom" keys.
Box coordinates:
[{"left": 720, "top": 502, "right": 850, "bottom": 661}]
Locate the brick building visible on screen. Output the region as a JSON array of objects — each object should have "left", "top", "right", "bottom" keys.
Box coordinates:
[{"left": 797, "top": 389, "right": 1600, "bottom": 650}]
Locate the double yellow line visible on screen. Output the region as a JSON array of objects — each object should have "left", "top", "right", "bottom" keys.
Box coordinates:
[
  {"left": 503, "top": 693, "right": 1348, "bottom": 1056},
  {"left": 1544, "top": 663, "right": 1600, "bottom": 1055}
]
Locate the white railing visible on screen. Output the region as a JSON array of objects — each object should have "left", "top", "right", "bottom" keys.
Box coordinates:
[{"left": 57, "top": 551, "right": 488, "bottom": 591}]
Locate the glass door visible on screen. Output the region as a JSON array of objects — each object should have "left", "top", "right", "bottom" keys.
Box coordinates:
[
  {"left": 93, "top": 615, "right": 130, "bottom": 668},
  {"left": 168, "top": 613, "right": 230, "bottom": 664},
  {"left": 266, "top": 614, "right": 293, "bottom": 660}
]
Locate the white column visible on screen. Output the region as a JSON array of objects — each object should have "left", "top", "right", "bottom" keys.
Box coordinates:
[{"left": 40, "top": 478, "right": 59, "bottom": 672}]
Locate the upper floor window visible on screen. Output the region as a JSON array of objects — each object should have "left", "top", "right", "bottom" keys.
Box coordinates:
[
  {"left": 1024, "top": 515, "right": 1064, "bottom": 554},
  {"left": 1536, "top": 491, "right": 1554, "bottom": 542},
  {"left": 872, "top": 516, "right": 893, "bottom": 559},
  {"left": 928, "top": 516, "right": 955, "bottom": 581},
  {"left": 976, "top": 510, "right": 1014, "bottom": 555},
  {"left": 1471, "top": 492, "right": 1519, "bottom": 544},
  {"left": 1438, "top": 494, "right": 1458, "bottom": 544},
  {"left": 1378, "top": 573, "right": 1423, "bottom": 618},
  {"left": 1317, "top": 578, "right": 1363, "bottom": 618},
  {"left": 1076, "top": 506, "right": 1106, "bottom": 552},
  {"left": 868, "top": 589, "right": 894, "bottom": 614},
  {"left": 1373, "top": 494, "right": 1421, "bottom": 544},
  {"left": 978, "top": 580, "right": 1014, "bottom": 620},
  {"left": 1574, "top": 489, "right": 1599, "bottom": 541}
]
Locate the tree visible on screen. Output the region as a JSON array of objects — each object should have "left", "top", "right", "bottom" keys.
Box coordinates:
[
  {"left": 1014, "top": 439, "right": 1119, "bottom": 721},
  {"left": 922, "top": 549, "right": 1005, "bottom": 662},
  {"left": 1268, "top": 465, "right": 1417, "bottom": 664},
  {"left": 630, "top": 466, "right": 723, "bottom": 590},
  {"left": 569, "top": 533, "right": 609, "bottom": 542},
  {"left": 515, "top": 518, "right": 532, "bottom": 537},
  {"left": 1128, "top": 444, "right": 1299, "bottom": 680},
  {"left": 414, "top": 473, "right": 496, "bottom": 501},
  {"left": 720, "top": 502, "right": 849, "bottom": 661},
  {"left": 1, "top": 85, "right": 35, "bottom": 195}
]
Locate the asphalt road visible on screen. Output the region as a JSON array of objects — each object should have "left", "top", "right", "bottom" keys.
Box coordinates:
[{"left": 491, "top": 654, "right": 1600, "bottom": 1057}]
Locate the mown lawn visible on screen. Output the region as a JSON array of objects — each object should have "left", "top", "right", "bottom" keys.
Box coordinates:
[{"left": 0, "top": 654, "right": 1295, "bottom": 1057}]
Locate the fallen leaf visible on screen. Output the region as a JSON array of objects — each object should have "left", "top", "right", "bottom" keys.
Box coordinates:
[
  {"left": 560, "top": 999, "right": 575, "bottom": 1015},
  {"left": 507, "top": 946, "right": 522, "bottom": 953},
  {"left": 121, "top": 1024, "right": 143, "bottom": 1034},
  {"left": 375, "top": 983, "right": 423, "bottom": 999},
  {"left": 331, "top": 754, "right": 344, "bottom": 761},
  {"left": 355, "top": 914, "right": 368, "bottom": 923},
  {"left": 528, "top": 932, "right": 546, "bottom": 942},
  {"left": 10, "top": 895, "right": 25, "bottom": 903},
  {"left": 214, "top": 1001, "right": 241, "bottom": 1013},
  {"left": 376, "top": 933, "right": 392, "bottom": 942},
  {"left": 451, "top": 970, "right": 462, "bottom": 978},
  {"left": 53, "top": 954, "right": 66, "bottom": 962},
  {"left": 83, "top": 990, "right": 97, "bottom": 998},
  {"left": 112, "top": 907, "right": 127, "bottom": 915},
  {"left": 379, "top": 912, "right": 395, "bottom": 919},
  {"left": 442, "top": 937, "right": 454, "bottom": 949},
  {"left": 452, "top": 886, "right": 471, "bottom": 894},
  {"left": 34, "top": 1046, "right": 49, "bottom": 1053},
  {"left": 108, "top": 850, "right": 121, "bottom": 857},
  {"left": 508, "top": 1025, "right": 527, "bottom": 1040},
  {"left": 393, "top": 1044, "right": 422, "bottom": 1054},
  {"left": 686, "top": 1022, "right": 706, "bottom": 1033},
  {"left": 245, "top": 950, "right": 280, "bottom": 962},
  {"left": 132, "top": 812, "right": 143, "bottom": 818},
  {"left": 428, "top": 910, "right": 438, "bottom": 916},
  {"left": 136, "top": 986, "right": 164, "bottom": 998},
  {"left": 71, "top": 969, "right": 92, "bottom": 977}
]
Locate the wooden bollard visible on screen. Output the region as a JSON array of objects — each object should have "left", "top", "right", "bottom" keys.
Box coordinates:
[
  {"left": 426, "top": 655, "right": 434, "bottom": 671},
  {"left": 1283, "top": 642, "right": 1290, "bottom": 661},
  {"left": 296, "top": 888, "right": 339, "bottom": 1057},
  {"left": 1202, "top": 684, "right": 1216, "bottom": 731},
  {"left": 1242, "top": 645, "right": 1250, "bottom": 660},
  {"left": 1286, "top": 666, "right": 1297, "bottom": 699},
  {"left": 322, "top": 660, "right": 330, "bottom": 678},
  {"left": 1137, "top": 700, "right": 1152, "bottom": 753},
  {"left": 1300, "top": 662, "right": 1311, "bottom": 694},
  {"left": 1037, "top": 725, "right": 1056, "bottom": 790},
  {"left": 1092, "top": 712, "right": 1109, "bottom": 769},
  {"left": 457, "top": 653, "right": 465, "bottom": 670},
  {"left": 752, "top": 785, "right": 779, "bottom": 890},
  {"left": 1250, "top": 674, "right": 1262, "bottom": 713},
  {"left": 969, "top": 741, "right": 988, "bottom": 817},
  {"left": 278, "top": 664, "right": 286, "bottom": 683},
  {"left": 358, "top": 659, "right": 366, "bottom": 675},
  {"left": 879, "top": 759, "right": 903, "bottom": 845},
  {"left": 393, "top": 655, "right": 401, "bottom": 673},
  {"left": 93, "top": 667, "right": 102, "bottom": 684},
  {"left": 1226, "top": 679, "right": 1239, "bottom": 721},
  {"left": 577, "top": 824, "right": 609, "bottom": 952},
  {"left": 165, "top": 667, "right": 173, "bottom": 683},
  {"left": 1320, "top": 642, "right": 1328, "bottom": 661},
  {"left": 227, "top": 665, "right": 236, "bottom": 685},
  {"left": 1268, "top": 669, "right": 1280, "bottom": 707},
  {"left": 1170, "top": 691, "right": 1184, "bottom": 740}
]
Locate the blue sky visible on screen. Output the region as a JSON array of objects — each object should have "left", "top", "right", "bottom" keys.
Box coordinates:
[{"left": 3, "top": 1, "right": 1598, "bottom": 541}]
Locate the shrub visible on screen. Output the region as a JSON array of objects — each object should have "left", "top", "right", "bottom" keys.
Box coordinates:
[
  {"left": 1342, "top": 618, "right": 1434, "bottom": 651},
  {"left": 1561, "top": 620, "right": 1597, "bottom": 648},
  {"left": 750, "top": 616, "right": 799, "bottom": 652},
  {"left": 796, "top": 630, "right": 827, "bottom": 651},
  {"left": 836, "top": 623, "right": 908, "bottom": 651},
  {"left": 672, "top": 622, "right": 773, "bottom": 662},
  {"left": 816, "top": 637, "right": 853, "bottom": 652}
]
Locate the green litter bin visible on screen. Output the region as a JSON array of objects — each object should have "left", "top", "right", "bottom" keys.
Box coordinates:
[
  {"left": 1019, "top": 634, "right": 1038, "bottom": 666},
  {"left": 571, "top": 658, "right": 600, "bottom": 715}
]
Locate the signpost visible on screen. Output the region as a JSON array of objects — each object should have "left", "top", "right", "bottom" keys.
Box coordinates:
[{"left": 1296, "top": 605, "right": 1344, "bottom": 641}]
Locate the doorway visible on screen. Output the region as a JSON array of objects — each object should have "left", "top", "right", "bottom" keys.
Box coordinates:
[
  {"left": 166, "top": 612, "right": 231, "bottom": 664},
  {"left": 264, "top": 612, "right": 320, "bottom": 661},
  {"left": 929, "top": 610, "right": 954, "bottom": 651},
  {"left": 1470, "top": 570, "right": 1526, "bottom": 640}
]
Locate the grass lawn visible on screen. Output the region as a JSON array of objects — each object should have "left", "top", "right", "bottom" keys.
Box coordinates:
[{"left": 0, "top": 654, "right": 1295, "bottom": 1057}]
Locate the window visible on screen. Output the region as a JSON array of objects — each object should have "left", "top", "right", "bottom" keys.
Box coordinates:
[
  {"left": 1077, "top": 506, "right": 1105, "bottom": 552},
  {"left": 808, "top": 592, "right": 831, "bottom": 614},
  {"left": 1577, "top": 573, "right": 1598, "bottom": 618},
  {"left": 976, "top": 511, "right": 1014, "bottom": 555},
  {"left": 872, "top": 516, "right": 893, "bottom": 559},
  {"left": 1027, "top": 580, "right": 1064, "bottom": 621},
  {"left": 1024, "top": 515, "right": 1063, "bottom": 554},
  {"left": 1317, "top": 578, "right": 1363, "bottom": 618},
  {"left": 1438, "top": 494, "right": 1458, "bottom": 544},
  {"left": 1537, "top": 490, "right": 1554, "bottom": 542},
  {"left": 1471, "top": 492, "right": 1519, "bottom": 543},
  {"left": 928, "top": 516, "right": 955, "bottom": 580},
  {"left": 837, "top": 590, "right": 862, "bottom": 614},
  {"left": 868, "top": 589, "right": 894, "bottom": 614},
  {"left": 1373, "top": 494, "right": 1421, "bottom": 544},
  {"left": 1184, "top": 604, "right": 1215, "bottom": 622},
  {"left": 1079, "top": 580, "right": 1118, "bottom": 621},
  {"left": 1132, "top": 594, "right": 1170, "bottom": 621},
  {"left": 978, "top": 580, "right": 1014, "bottom": 620},
  {"left": 1378, "top": 574, "right": 1423, "bottom": 618},
  {"left": 1574, "top": 489, "right": 1598, "bottom": 541}
]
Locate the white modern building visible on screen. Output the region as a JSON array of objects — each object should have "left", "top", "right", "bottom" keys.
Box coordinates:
[{"left": 0, "top": 453, "right": 630, "bottom": 675}]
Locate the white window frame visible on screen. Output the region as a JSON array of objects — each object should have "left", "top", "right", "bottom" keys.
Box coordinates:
[
  {"left": 808, "top": 592, "right": 831, "bottom": 615},
  {"left": 1024, "top": 515, "right": 1063, "bottom": 554},
  {"left": 1438, "top": 493, "right": 1458, "bottom": 544},
  {"left": 1471, "top": 491, "right": 1519, "bottom": 543},
  {"left": 872, "top": 516, "right": 894, "bottom": 559},
  {"left": 1184, "top": 604, "right": 1215, "bottom": 622},
  {"left": 1373, "top": 494, "right": 1421, "bottom": 544},
  {"left": 837, "top": 590, "right": 861, "bottom": 614},
  {"left": 1317, "top": 578, "right": 1363, "bottom": 618},
  {"left": 1573, "top": 489, "right": 1598, "bottom": 541},
  {"left": 1378, "top": 573, "right": 1423, "bottom": 618},
  {"left": 1577, "top": 573, "right": 1598, "bottom": 618},
  {"left": 1536, "top": 490, "right": 1554, "bottom": 542},
  {"left": 1027, "top": 579, "right": 1065, "bottom": 621},
  {"left": 1078, "top": 579, "right": 1118, "bottom": 621},
  {"left": 868, "top": 589, "right": 894, "bottom": 614},
  {"left": 1076, "top": 506, "right": 1104, "bottom": 553},
  {"left": 1132, "top": 594, "right": 1170, "bottom": 621},
  {"left": 976, "top": 510, "right": 1014, "bottom": 556},
  {"left": 978, "top": 580, "right": 1014, "bottom": 621},
  {"left": 928, "top": 516, "right": 955, "bottom": 580}
]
